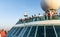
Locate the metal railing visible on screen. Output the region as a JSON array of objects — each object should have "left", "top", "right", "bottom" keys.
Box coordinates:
[{"left": 16, "top": 15, "right": 60, "bottom": 24}]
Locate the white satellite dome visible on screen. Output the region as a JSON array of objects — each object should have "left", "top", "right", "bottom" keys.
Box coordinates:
[
  {"left": 41, "top": 0, "right": 60, "bottom": 11},
  {"left": 46, "top": 0, "right": 60, "bottom": 9}
]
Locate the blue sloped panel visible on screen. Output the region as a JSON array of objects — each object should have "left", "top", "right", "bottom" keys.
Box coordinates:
[
  {"left": 55, "top": 26, "right": 60, "bottom": 37},
  {"left": 36, "top": 26, "right": 44, "bottom": 37},
  {"left": 13, "top": 27, "right": 22, "bottom": 36},
  {"left": 6, "top": 27, "right": 16, "bottom": 37},
  {"left": 15, "top": 27, "right": 23, "bottom": 36},
  {"left": 23, "top": 26, "right": 31, "bottom": 37},
  {"left": 18, "top": 27, "right": 28, "bottom": 37},
  {"left": 46, "top": 26, "right": 56, "bottom": 37},
  {"left": 28, "top": 26, "right": 36, "bottom": 37},
  {"left": 6, "top": 25, "right": 60, "bottom": 37},
  {"left": 11, "top": 27, "right": 20, "bottom": 36}
]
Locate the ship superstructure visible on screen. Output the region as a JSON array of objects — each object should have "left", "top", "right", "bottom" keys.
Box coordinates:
[
  {"left": 6, "top": 0, "right": 60, "bottom": 37},
  {"left": 6, "top": 15, "right": 60, "bottom": 37}
]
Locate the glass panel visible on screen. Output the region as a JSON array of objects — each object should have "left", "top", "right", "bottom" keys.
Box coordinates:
[
  {"left": 16, "top": 27, "right": 23, "bottom": 36},
  {"left": 14, "top": 27, "right": 21, "bottom": 35},
  {"left": 58, "top": 16, "right": 60, "bottom": 20},
  {"left": 41, "top": 16, "right": 45, "bottom": 20},
  {"left": 55, "top": 26, "right": 60, "bottom": 37},
  {"left": 32, "top": 18, "right": 35, "bottom": 21},
  {"left": 12, "top": 27, "right": 20, "bottom": 35},
  {"left": 18, "top": 27, "right": 27, "bottom": 37},
  {"left": 6, "top": 27, "right": 16, "bottom": 37},
  {"left": 46, "top": 26, "right": 56, "bottom": 37},
  {"left": 11, "top": 28, "right": 17, "bottom": 35},
  {"left": 28, "top": 26, "right": 36, "bottom": 37},
  {"left": 8, "top": 27, "right": 15, "bottom": 33},
  {"left": 37, "top": 17, "right": 41, "bottom": 21},
  {"left": 36, "top": 26, "right": 44, "bottom": 37},
  {"left": 23, "top": 26, "right": 31, "bottom": 37}
]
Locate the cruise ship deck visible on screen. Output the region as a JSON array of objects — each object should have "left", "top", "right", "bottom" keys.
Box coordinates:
[{"left": 6, "top": 16, "right": 60, "bottom": 37}]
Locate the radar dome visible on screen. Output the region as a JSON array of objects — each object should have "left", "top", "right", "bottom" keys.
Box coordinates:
[
  {"left": 41, "top": 0, "right": 48, "bottom": 11},
  {"left": 41, "top": 0, "right": 60, "bottom": 11}
]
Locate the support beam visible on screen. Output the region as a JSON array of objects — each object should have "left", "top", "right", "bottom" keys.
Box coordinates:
[
  {"left": 34, "top": 26, "right": 38, "bottom": 37},
  {"left": 44, "top": 25, "right": 46, "bottom": 37},
  {"left": 53, "top": 25, "right": 58, "bottom": 37},
  {"left": 27, "top": 26, "right": 32, "bottom": 37}
]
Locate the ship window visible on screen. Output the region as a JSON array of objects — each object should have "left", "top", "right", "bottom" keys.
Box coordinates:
[
  {"left": 18, "top": 27, "right": 28, "bottom": 37},
  {"left": 12, "top": 27, "right": 20, "bottom": 35},
  {"left": 6, "top": 25, "right": 60, "bottom": 37},
  {"left": 28, "top": 26, "right": 36, "bottom": 37},
  {"left": 36, "top": 26, "right": 44, "bottom": 37},
  {"left": 23, "top": 26, "right": 31, "bottom": 37},
  {"left": 14, "top": 27, "right": 21, "bottom": 36},
  {"left": 11, "top": 27, "right": 18, "bottom": 35},
  {"left": 16, "top": 27, "right": 23, "bottom": 36},
  {"left": 37, "top": 17, "right": 41, "bottom": 21},
  {"left": 8, "top": 27, "right": 16, "bottom": 34},
  {"left": 46, "top": 26, "right": 56, "bottom": 37},
  {"left": 55, "top": 26, "right": 60, "bottom": 37},
  {"left": 6, "top": 27, "right": 16, "bottom": 37}
]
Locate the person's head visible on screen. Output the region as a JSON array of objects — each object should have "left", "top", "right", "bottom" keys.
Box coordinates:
[
  {"left": 46, "top": 9, "right": 50, "bottom": 13},
  {"left": 54, "top": 13, "right": 55, "bottom": 14},
  {"left": 1, "top": 29, "right": 4, "bottom": 31},
  {"left": 47, "top": 10, "right": 49, "bottom": 12},
  {"left": 32, "top": 15, "right": 33, "bottom": 17}
]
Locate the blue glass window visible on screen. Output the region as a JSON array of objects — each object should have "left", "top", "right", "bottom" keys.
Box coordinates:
[
  {"left": 46, "top": 26, "right": 56, "bottom": 37},
  {"left": 55, "top": 26, "right": 60, "bottom": 37},
  {"left": 28, "top": 26, "right": 36, "bottom": 37},
  {"left": 36, "top": 26, "right": 44, "bottom": 37},
  {"left": 12, "top": 27, "right": 20, "bottom": 35},
  {"left": 23, "top": 26, "right": 31, "bottom": 37},
  {"left": 16, "top": 27, "right": 23, "bottom": 36},
  {"left": 6, "top": 27, "right": 16, "bottom": 37}
]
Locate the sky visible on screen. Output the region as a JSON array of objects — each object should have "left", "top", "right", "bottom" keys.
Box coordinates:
[{"left": 0, "top": 0, "right": 60, "bottom": 31}]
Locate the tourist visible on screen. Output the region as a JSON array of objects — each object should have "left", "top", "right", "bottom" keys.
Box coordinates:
[
  {"left": 0, "top": 31, "right": 1, "bottom": 37},
  {"left": 47, "top": 10, "right": 50, "bottom": 20},
  {"left": 1, "top": 29, "right": 6, "bottom": 37},
  {"left": 34, "top": 14, "right": 37, "bottom": 21},
  {"left": 52, "top": 13, "right": 58, "bottom": 19},
  {"left": 38, "top": 13, "right": 41, "bottom": 20},
  {"left": 44, "top": 12, "right": 47, "bottom": 20}
]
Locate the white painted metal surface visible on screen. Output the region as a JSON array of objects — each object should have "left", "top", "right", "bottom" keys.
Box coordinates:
[{"left": 14, "top": 20, "right": 60, "bottom": 27}]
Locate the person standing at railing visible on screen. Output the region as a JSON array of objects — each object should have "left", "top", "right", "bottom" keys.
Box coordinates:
[
  {"left": 44, "top": 12, "right": 47, "bottom": 20},
  {"left": 48, "top": 12, "right": 50, "bottom": 20},
  {"left": 52, "top": 13, "right": 58, "bottom": 19},
  {"left": 38, "top": 13, "right": 42, "bottom": 20},
  {"left": 0, "top": 31, "right": 1, "bottom": 37},
  {"left": 47, "top": 10, "right": 51, "bottom": 20}
]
